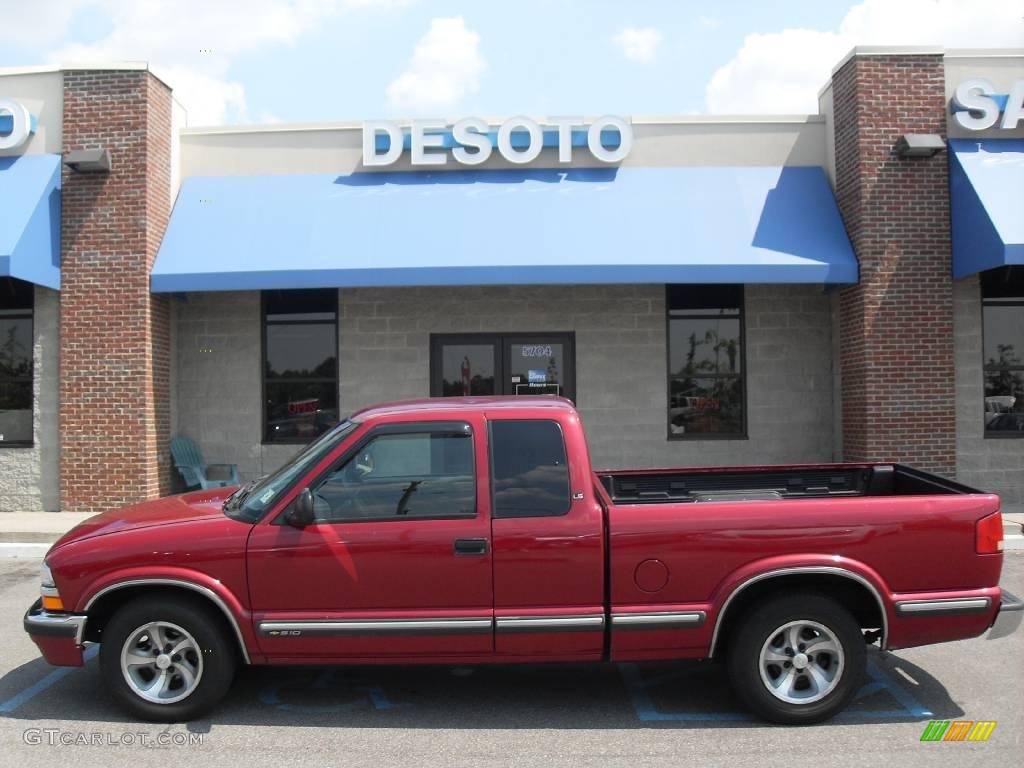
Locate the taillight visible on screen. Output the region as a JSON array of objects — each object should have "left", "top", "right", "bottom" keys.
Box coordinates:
[{"left": 976, "top": 511, "right": 1004, "bottom": 554}]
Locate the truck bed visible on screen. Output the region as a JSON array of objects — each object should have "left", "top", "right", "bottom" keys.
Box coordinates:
[{"left": 596, "top": 463, "right": 979, "bottom": 504}]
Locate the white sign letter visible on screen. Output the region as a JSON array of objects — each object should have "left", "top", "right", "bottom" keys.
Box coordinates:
[
  {"left": 588, "top": 116, "right": 632, "bottom": 163},
  {"left": 362, "top": 120, "right": 403, "bottom": 166},
  {"left": 953, "top": 79, "right": 1000, "bottom": 131},
  {"left": 1000, "top": 80, "right": 1024, "bottom": 130},
  {"left": 497, "top": 117, "right": 543, "bottom": 164},
  {"left": 549, "top": 116, "right": 583, "bottom": 163},
  {"left": 452, "top": 117, "right": 492, "bottom": 165},
  {"left": 411, "top": 119, "right": 447, "bottom": 166},
  {"left": 0, "top": 99, "right": 33, "bottom": 151}
]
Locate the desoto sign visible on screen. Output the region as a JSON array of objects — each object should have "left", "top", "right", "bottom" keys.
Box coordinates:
[
  {"left": 0, "top": 98, "right": 35, "bottom": 151},
  {"left": 362, "top": 116, "right": 633, "bottom": 167},
  {"left": 951, "top": 79, "right": 1024, "bottom": 130}
]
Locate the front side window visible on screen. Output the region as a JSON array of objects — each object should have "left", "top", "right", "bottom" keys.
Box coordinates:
[
  {"left": 263, "top": 289, "right": 339, "bottom": 444},
  {"left": 234, "top": 419, "right": 358, "bottom": 523},
  {"left": 982, "top": 267, "right": 1024, "bottom": 436},
  {"left": 0, "top": 278, "right": 33, "bottom": 446},
  {"left": 490, "top": 420, "right": 571, "bottom": 518},
  {"left": 667, "top": 284, "right": 746, "bottom": 439},
  {"left": 312, "top": 428, "right": 476, "bottom": 522}
]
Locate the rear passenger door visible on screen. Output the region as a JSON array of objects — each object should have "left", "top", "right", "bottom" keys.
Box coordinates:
[{"left": 488, "top": 416, "right": 606, "bottom": 659}]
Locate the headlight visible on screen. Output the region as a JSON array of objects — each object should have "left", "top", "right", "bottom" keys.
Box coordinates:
[
  {"left": 40, "top": 561, "right": 55, "bottom": 589},
  {"left": 39, "top": 561, "right": 64, "bottom": 611}
]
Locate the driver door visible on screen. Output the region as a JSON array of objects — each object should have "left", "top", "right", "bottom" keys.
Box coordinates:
[{"left": 247, "top": 417, "right": 494, "bottom": 661}]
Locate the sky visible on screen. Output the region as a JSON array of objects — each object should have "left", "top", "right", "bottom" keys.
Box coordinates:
[{"left": 0, "top": 0, "right": 1021, "bottom": 127}]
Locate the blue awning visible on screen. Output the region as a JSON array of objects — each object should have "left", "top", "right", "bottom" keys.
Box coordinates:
[
  {"left": 151, "top": 165, "right": 857, "bottom": 292},
  {"left": 950, "top": 139, "right": 1024, "bottom": 279},
  {"left": 0, "top": 154, "right": 61, "bottom": 289}
]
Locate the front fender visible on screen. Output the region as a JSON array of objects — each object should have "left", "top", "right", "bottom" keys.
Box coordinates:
[{"left": 78, "top": 567, "right": 259, "bottom": 664}]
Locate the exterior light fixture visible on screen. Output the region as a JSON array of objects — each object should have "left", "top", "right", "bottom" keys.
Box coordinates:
[
  {"left": 894, "top": 134, "right": 946, "bottom": 158},
  {"left": 63, "top": 148, "right": 112, "bottom": 173}
]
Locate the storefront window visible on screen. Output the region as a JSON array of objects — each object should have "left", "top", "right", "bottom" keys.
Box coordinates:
[
  {"left": 0, "top": 278, "right": 33, "bottom": 446},
  {"left": 982, "top": 267, "right": 1024, "bottom": 436},
  {"left": 262, "top": 289, "right": 339, "bottom": 444},
  {"left": 667, "top": 285, "right": 746, "bottom": 439}
]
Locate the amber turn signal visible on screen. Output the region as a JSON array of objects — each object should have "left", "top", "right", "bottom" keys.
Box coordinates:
[{"left": 41, "top": 595, "right": 64, "bottom": 612}]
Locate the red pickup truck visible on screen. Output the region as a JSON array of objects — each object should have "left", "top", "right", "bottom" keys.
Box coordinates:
[{"left": 24, "top": 397, "right": 1022, "bottom": 724}]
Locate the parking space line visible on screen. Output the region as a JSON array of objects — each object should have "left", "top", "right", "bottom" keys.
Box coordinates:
[
  {"left": 618, "top": 663, "right": 752, "bottom": 722},
  {"left": 0, "top": 645, "right": 98, "bottom": 714},
  {"left": 844, "top": 658, "right": 933, "bottom": 718},
  {"left": 618, "top": 655, "right": 934, "bottom": 722},
  {"left": 258, "top": 668, "right": 397, "bottom": 713}
]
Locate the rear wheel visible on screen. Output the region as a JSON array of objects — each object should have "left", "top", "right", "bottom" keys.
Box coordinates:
[
  {"left": 99, "top": 595, "right": 237, "bottom": 722},
  {"left": 727, "top": 593, "right": 865, "bottom": 724}
]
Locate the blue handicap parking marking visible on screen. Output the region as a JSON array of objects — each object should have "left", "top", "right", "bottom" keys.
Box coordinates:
[
  {"left": 843, "top": 657, "right": 933, "bottom": 719},
  {"left": 258, "top": 668, "right": 400, "bottom": 714},
  {"left": 0, "top": 645, "right": 99, "bottom": 714},
  {"left": 619, "top": 654, "right": 933, "bottom": 723},
  {"left": 619, "top": 663, "right": 753, "bottom": 722}
]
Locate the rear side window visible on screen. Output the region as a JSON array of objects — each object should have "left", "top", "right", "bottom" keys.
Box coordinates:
[{"left": 490, "top": 420, "right": 571, "bottom": 518}]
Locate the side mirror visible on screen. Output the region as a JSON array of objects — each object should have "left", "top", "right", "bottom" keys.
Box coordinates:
[{"left": 286, "top": 488, "right": 315, "bottom": 528}]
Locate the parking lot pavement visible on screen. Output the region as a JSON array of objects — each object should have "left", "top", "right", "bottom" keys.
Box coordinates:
[{"left": 1, "top": 556, "right": 1021, "bottom": 768}]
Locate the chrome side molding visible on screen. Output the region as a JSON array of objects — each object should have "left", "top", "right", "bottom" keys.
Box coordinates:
[
  {"left": 611, "top": 611, "right": 706, "bottom": 630},
  {"left": 496, "top": 615, "right": 604, "bottom": 633},
  {"left": 259, "top": 617, "right": 493, "bottom": 637},
  {"left": 895, "top": 597, "right": 992, "bottom": 617}
]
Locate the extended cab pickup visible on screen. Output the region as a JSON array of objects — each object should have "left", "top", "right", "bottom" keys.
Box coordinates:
[{"left": 25, "top": 397, "right": 1022, "bottom": 724}]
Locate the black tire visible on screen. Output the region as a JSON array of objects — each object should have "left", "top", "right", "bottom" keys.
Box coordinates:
[
  {"left": 726, "top": 592, "right": 865, "bottom": 725},
  {"left": 99, "top": 595, "right": 237, "bottom": 722}
]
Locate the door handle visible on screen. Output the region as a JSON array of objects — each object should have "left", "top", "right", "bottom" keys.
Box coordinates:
[{"left": 453, "top": 538, "right": 488, "bottom": 557}]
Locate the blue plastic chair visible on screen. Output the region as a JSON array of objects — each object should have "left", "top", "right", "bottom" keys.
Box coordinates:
[{"left": 170, "top": 436, "right": 240, "bottom": 490}]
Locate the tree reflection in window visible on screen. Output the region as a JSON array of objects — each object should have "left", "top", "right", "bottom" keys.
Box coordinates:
[
  {"left": 0, "top": 278, "right": 33, "bottom": 445},
  {"left": 667, "top": 285, "right": 745, "bottom": 438}
]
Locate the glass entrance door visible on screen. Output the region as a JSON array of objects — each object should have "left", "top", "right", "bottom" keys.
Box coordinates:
[{"left": 431, "top": 333, "right": 575, "bottom": 402}]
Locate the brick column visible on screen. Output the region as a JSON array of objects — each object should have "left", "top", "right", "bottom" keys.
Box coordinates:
[
  {"left": 831, "top": 53, "right": 955, "bottom": 475},
  {"left": 60, "top": 69, "right": 173, "bottom": 512}
]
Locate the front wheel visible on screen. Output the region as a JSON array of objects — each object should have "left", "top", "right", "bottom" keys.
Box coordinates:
[
  {"left": 727, "top": 593, "right": 866, "bottom": 724},
  {"left": 99, "top": 595, "right": 237, "bottom": 722}
]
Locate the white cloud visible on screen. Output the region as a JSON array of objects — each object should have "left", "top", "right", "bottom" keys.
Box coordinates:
[
  {"left": 706, "top": 0, "right": 1024, "bottom": 114},
  {"left": 0, "top": 0, "right": 407, "bottom": 125},
  {"left": 386, "top": 17, "right": 485, "bottom": 112},
  {"left": 613, "top": 26, "right": 663, "bottom": 63}
]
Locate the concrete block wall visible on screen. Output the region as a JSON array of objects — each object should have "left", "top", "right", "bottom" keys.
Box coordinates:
[
  {"left": 0, "top": 286, "right": 60, "bottom": 512},
  {"left": 173, "top": 291, "right": 297, "bottom": 483},
  {"left": 954, "top": 276, "right": 1024, "bottom": 503},
  {"left": 174, "top": 283, "right": 835, "bottom": 480}
]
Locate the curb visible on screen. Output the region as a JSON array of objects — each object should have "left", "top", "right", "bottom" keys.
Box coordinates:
[
  {"left": 0, "top": 543, "right": 51, "bottom": 558},
  {"left": 0, "top": 532, "right": 61, "bottom": 544}
]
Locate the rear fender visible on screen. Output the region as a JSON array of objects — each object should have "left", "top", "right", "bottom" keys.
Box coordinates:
[{"left": 707, "top": 555, "right": 892, "bottom": 656}]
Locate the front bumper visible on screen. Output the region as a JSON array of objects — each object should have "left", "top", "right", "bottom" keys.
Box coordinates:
[
  {"left": 987, "top": 589, "right": 1024, "bottom": 641},
  {"left": 23, "top": 598, "right": 87, "bottom": 666}
]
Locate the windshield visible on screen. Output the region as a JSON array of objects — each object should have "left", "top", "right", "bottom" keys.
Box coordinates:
[{"left": 225, "top": 419, "right": 359, "bottom": 523}]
